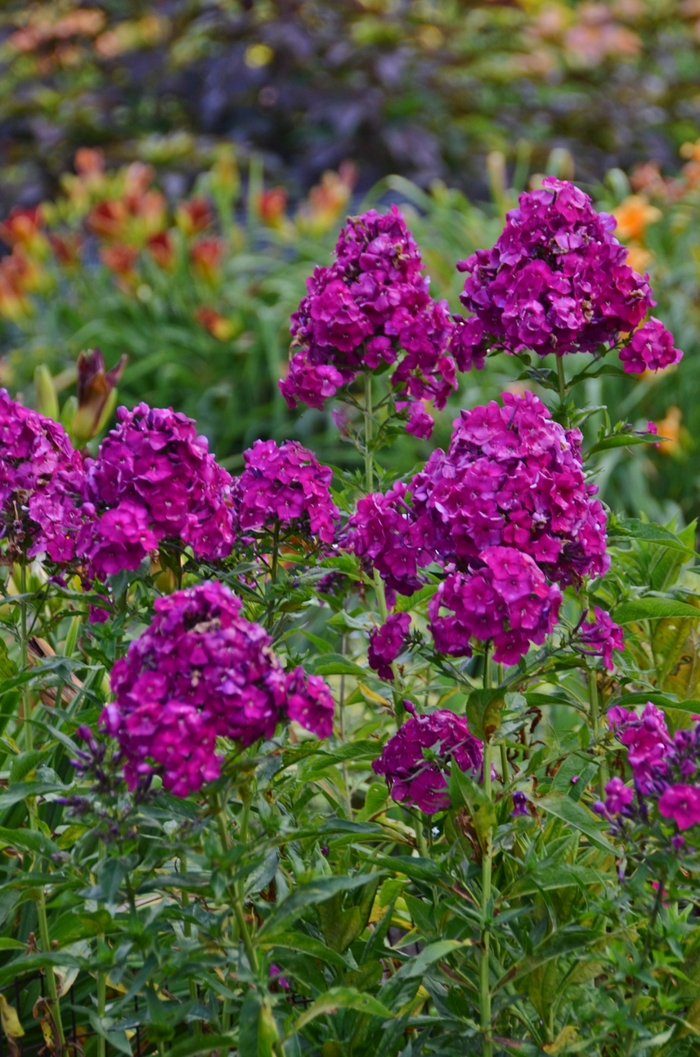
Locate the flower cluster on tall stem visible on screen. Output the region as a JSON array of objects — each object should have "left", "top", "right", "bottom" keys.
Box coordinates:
[
  {"left": 77, "top": 402, "right": 235, "bottom": 579},
  {"left": 0, "top": 388, "right": 85, "bottom": 563},
  {"left": 281, "top": 206, "right": 458, "bottom": 438},
  {"left": 455, "top": 176, "right": 681, "bottom": 375},
  {"left": 106, "top": 582, "right": 334, "bottom": 796}
]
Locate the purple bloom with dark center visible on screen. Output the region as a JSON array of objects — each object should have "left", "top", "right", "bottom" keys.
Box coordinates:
[
  {"left": 368, "top": 612, "right": 411, "bottom": 680},
  {"left": 372, "top": 705, "right": 483, "bottom": 814},
  {"left": 78, "top": 403, "right": 235, "bottom": 580},
  {"left": 0, "top": 389, "right": 85, "bottom": 564},
  {"left": 604, "top": 777, "right": 634, "bottom": 815},
  {"left": 619, "top": 318, "right": 683, "bottom": 374},
  {"left": 511, "top": 791, "right": 529, "bottom": 817},
  {"left": 233, "top": 439, "right": 339, "bottom": 545},
  {"left": 409, "top": 390, "right": 610, "bottom": 587},
  {"left": 106, "top": 581, "right": 333, "bottom": 795},
  {"left": 281, "top": 207, "right": 457, "bottom": 437},
  {"left": 455, "top": 177, "right": 669, "bottom": 371},
  {"left": 574, "top": 608, "right": 624, "bottom": 670},
  {"left": 658, "top": 785, "right": 700, "bottom": 831},
  {"left": 428, "top": 546, "right": 562, "bottom": 665}
]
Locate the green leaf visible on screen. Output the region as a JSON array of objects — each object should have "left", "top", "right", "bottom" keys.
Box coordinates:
[
  {"left": 0, "top": 825, "right": 61, "bottom": 859},
  {"left": 0, "top": 783, "right": 66, "bottom": 809},
  {"left": 537, "top": 796, "right": 617, "bottom": 854},
  {"left": 611, "top": 692, "right": 700, "bottom": 714},
  {"left": 394, "top": 940, "right": 469, "bottom": 979},
  {"left": 612, "top": 599, "right": 700, "bottom": 624},
  {"left": 238, "top": 991, "right": 279, "bottom": 1057},
  {"left": 290, "top": 987, "right": 393, "bottom": 1033},
  {"left": 259, "top": 931, "right": 348, "bottom": 969},
  {"left": 312, "top": 655, "right": 369, "bottom": 678},
  {"left": 168, "top": 1036, "right": 238, "bottom": 1057},
  {"left": 394, "top": 584, "right": 438, "bottom": 613},
  {"left": 449, "top": 766, "right": 497, "bottom": 850},
  {"left": 586, "top": 433, "right": 651, "bottom": 456},
  {"left": 466, "top": 689, "right": 505, "bottom": 740},
  {"left": 318, "top": 875, "right": 380, "bottom": 952},
  {"left": 608, "top": 517, "right": 696, "bottom": 556},
  {"left": 258, "top": 873, "right": 385, "bottom": 938}
]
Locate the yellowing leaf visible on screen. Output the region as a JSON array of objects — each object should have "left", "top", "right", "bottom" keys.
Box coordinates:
[
  {"left": 357, "top": 682, "right": 391, "bottom": 707},
  {"left": 0, "top": 995, "right": 24, "bottom": 1040},
  {"left": 543, "top": 1025, "right": 578, "bottom": 1053}
]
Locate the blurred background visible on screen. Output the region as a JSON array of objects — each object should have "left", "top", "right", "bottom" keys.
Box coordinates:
[{"left": 1, "top": 0, "right": 700, "bottom": 525}]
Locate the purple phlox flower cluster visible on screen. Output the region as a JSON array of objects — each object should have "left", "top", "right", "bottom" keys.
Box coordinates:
[
  {"left": 573, "top": 607, "right": 624, "bottom": 670},
  {"left": 618, "top": 317, "right": 683, "bottom": 375},
  {"left": 599, "top": 703, "right": 700, "bottom": 832},
  {"left": 372, "top": 702, "right": 483, "bottom": 814},
  {"left": 428, "top": 546, "right": 562, "bottom": 665},
  {"left": 368, "top": 612, "right": 411, "bottom": 680},
  {"left": 455, "top": 177, "right": 662, "bottom": 368},
  {"left": 234, "top": 439, "right": 339, "bottom": 545},
  {"left": 105, "top": 581, "right": 334, "bottom": 796},
  {"left": 410, "top": 391, "right": 610, "bottom": 587},
  {"left": 511, "top": 791, "right": 529, "bottom": 817},
  {"left": 347, "top": 481, "right": 435, "bottom": 600},
  {"left": 281, "top": 206, "right": 457, "bottom": 438},
  {"left": 0, "top": 389, "right": 85, "bottom": 563},
  {"left": 77, "top": 403, "right": 235, "bottom": 580}
]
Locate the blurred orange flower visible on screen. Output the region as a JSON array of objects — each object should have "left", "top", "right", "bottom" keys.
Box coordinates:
[
  {"left": 100, "top": 243, "right": 138, "bottom": 277},
  {"left": 258, "top": 188, "right": 288, "bottom": 228},
  {"left": 190, "top": 238, "right": 224, "bottom": 283},
  {"left": 176, "top": 198, "right": 214, "bottom": 237},
  {"left": 88, "top": 199, "right": 128, "bottom": 241},
  {"left": 146, "top": 231, "right": 175, "bottom": 270},
  {"left": 654, "top": 406, "right": 683, "bottom": 456},
  {"left": 613, "top": 195, "right": 661, "bottom": 241},
  {"left": 196, "top": 307, "right": 235, "bottom": 341}
]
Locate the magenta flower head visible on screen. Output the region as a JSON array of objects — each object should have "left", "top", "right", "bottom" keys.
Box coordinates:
[
  {"left": 574, "top": 607, "right": 624, "bottom": 670},
  {"left": 372, "top": 705, "right": 483, "bottom": 814},
  {"left": 281, "top": 206, "right": 456, "bottom": 437},
  {"left": 234, "top": 439, "right": 339, "bottom": 545},
  {"left": 347, "top": 480, "right": 435, "bottom": 600},
  {"left": 618, "top": 318, "right": 683, "bottom": 375},
  {"left": 105, "top": 582, "right": 334, "bottom": 796},
  {"left": 607, "top": 702, "right": 672, "bottom": 792},
  {"left": 603, "top": 776, "right": 634, "bottom": 816},
  {"left": 410, "top": 390, "right": 610, "bottom": 587},
  {"left": 428, "top": 546, "right": 562, "bottom": 665},
  {"left": 455, "top": 177, "right": 666, "bottom": 370},
  {"left": 368, "top": 612, "right": 411, "bottom": 680},
  {"left": 658, "top": 785, "right": 700, "bottom": 831},
  {"left": 77, "top": 403, "right": 235, "bottom": 580},
  {"left": 0, "top": 389, "right": 85, "bottom": 563}
]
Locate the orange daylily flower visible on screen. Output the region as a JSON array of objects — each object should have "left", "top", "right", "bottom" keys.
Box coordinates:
[
  {"left": 190, "top": 238, "right": 225, "bottom": 283},
  {"left": 613, "top": 195, "right": 661, "bottom": 242}
]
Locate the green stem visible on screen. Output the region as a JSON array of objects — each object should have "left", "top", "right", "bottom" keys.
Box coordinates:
[
  {"left": 270, "top": 519, "right": 280, "bottom": 584},
  {"left": 216, "top": 801, "right": 285, "bottom": 1057},
  {"left": 414, "top": 813, "right": 429, "bottom": 857},
  {"left": 557, "top": 354, "right": 567, "bottom": 405},
  {"left": 481, "top": 643, "right": 494, "bottom": 1057},
  {"left": 500, "top": 743, "right": 509, "bottom": 785},
  {"left": 97, "top": 841, "right": 107, "bottom": 1057},
  {"left": 338, "top": 638, "right": 353, "bottom": 821},
  {"left": 19, "top": 562, "right": 65, "bottom": 1047},
  {"left": 364, "top": 372, "right": 374, "bottom": 494},
  {"left": 588, "top": 667, "right": 607, "bottom": 798},
  {"left": 180, "top": 854, "right": 198, "bottom": 1005}
]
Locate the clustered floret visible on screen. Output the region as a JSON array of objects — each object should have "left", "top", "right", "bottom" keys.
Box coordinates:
[
  {"left": 0, "top": 389, "right": 85, "bottom": 562},
  {"left": 597, "top": 703, "right": 700, "bottom": 835},
  {"left": 573, "top": 607, "right": 624, "bottom": 670},
  {"left": 234, "top": 439, "right": 339, "bottom": 544},
  {"left": 410, "top": 390, "right": 610, "bottom": 587},
  {"left": 368, "top": 612, "right": 411, "bottom": 680},
  {"left": 455, "top": 177, "right": 677, "bottom": 372},
  {"left": 348, "top": 481, "right": 434, "bottom": 601},
  {"left": 105, "top": 582, "right": 334, "bottom": 796},
  {"left": 428, "top": 547, "right": 562, "bottom": 664},
  {"left": 77, "top": 403, "right": 235, "bottom": 579},
  {"left": 618, "top": 317, "right": 683, "bottom": 375},
  {"left": 281, "top": 206, "right": 457, "bottom": 438},
  {"left": 372, "top": 701, "right": 483, "bottom": 813},
  {"left": 348, "top": 391, "right": 613, "bottom": 667}
]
